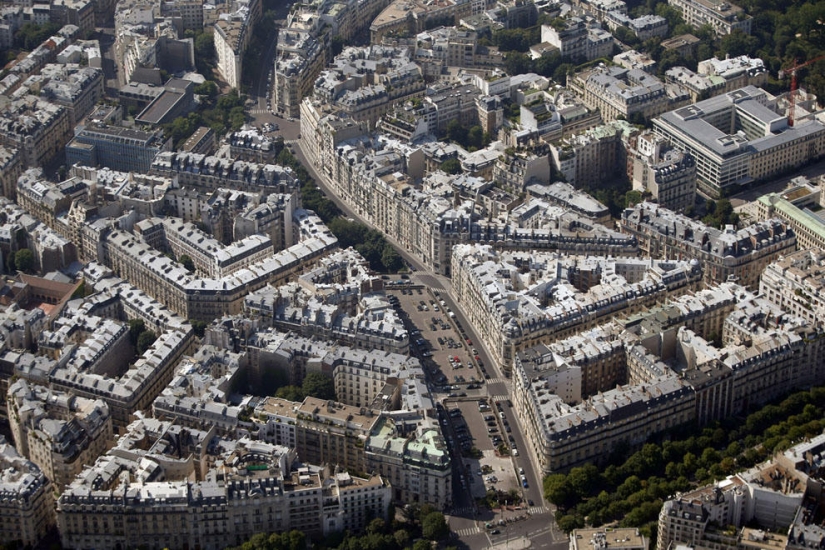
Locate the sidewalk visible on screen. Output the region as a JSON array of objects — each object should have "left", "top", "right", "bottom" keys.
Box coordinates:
[{"left": 489, "top": 536, "right": 532, "bottom": 550}]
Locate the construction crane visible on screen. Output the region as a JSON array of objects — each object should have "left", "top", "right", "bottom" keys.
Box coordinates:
[{"left": 780, "top": 55, "right": 825, "bottom": 126}]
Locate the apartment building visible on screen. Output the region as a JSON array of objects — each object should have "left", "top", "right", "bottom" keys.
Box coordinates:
[
  {"left": 605, "top": 12, "right": 668, "bottom": 40},
  {"left": 759, "top": 249, "right": 825, "bottom": 328},
  {"left": 0, "top": 440, "right": 55, "bottom": 547},
  {"left": 303, "top": 117, "right": 636, "bottom": 275},
  {"left": 515, "top": 283, "right": 825, "bottom": 473},
  {"left": 621, "top": 202, "right": 796, "bottom": 289},
  {"left": 550, "top": 119, "right": 638, "bottom": 187},
  {"left": 570, "top": 65, "right": 690, "bottom": 123},
  {"left": 228, "top": 126, "right": 278, "bottom": 163},
  {"left": 755, "top": 178, "right": 825, "bottom": 252},
  {"left": 631, "top": 132, "right": 697, "bottom": 213},
  {"left": 657, "top": 434, "right": 825, "bottom": 550},
  {"left": 57, "top": 418, "right": 391, "bottom": 550},
  {"left": 0, "top": 145, "right": 22, "bottom": 200},
  {"left": 571, "top": 528, "right": 648, "bottom": 550},
  {"left": 0, "top": 96, "right": 72, "bottom": 168},
  {"left": 370, "top": 0, "right": 488, "bottom": 43},
  {"left": 95, "top": 211, "right": 336, "bottom": 322},
  {"left": 540, "top": 17, "right": 613, "bottom": 62},
  {"left": 7, "top": 379, "right": 113, "bottom": 490},
  {"left": 159, "top": 0, "right": 203, "bottom": 30},
  {"left": 653, "top": 87, "right": 825, "bottom": 198},
  {"left": 16, "top": 169, "right": 87, "bottom": 231},
  {"left": 613, "top": 50, "right": 657, "bottom": 73},
  {"left": 273, "top": 0, "right": 389, "bottom": 118},
  {"left": 161, "top": 218, "right": 274, "bottom": 278},
  {"left": 697, "top": 55, "right": 767, "bottom": 92},
  {"left": 668, "top": 0, "right": 751, "bottom": 36},
  {"left": 49, "top": 0, "right": 95, "bottom": 35},
  {"left": 666, "top": 56, "right": 767, "bottom": 103},
  {"left": 451, "top": 244, "right": 702, "bottom": 368},
  {"left": 527, "top": 182, "right": 611, "bottom": 225},
  {"left": 151, "top": 151, "right": 299, "bottom": 194},
  {"left": 214, "top": 0, "right": 260, "bottom": 90},
  {"left": 314, "top": 45, "right": 425, "bottom": 130},
  {"left": 38, "top": 64, "right": 104, "bottom": 126},
  {"left": 244, "top": 250, "right": 408, "bottom": 355}
]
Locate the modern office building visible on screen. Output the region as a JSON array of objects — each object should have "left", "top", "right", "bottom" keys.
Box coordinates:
[
  {"left": 66, "top": 123, "right": 172, "bottom": 173},
  {"left": 652, "top": 86, "right": 825, "bottom": 198}
]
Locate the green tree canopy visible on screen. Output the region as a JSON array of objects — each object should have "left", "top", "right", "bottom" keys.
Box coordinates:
[
  {"left": 13, "top": 249, "right": 34, "bottom": 273},
  {"left": 421, "top": 512, "right": 449, "bottom": 540},
  {"left": 440, "top": 158, "right": 462, "bottom": 175},
  {"left": 274, "top": 385, "right": 304, "bottom": 401},
  {"left": 136, "top": 330, "right": 158, "bottom": 355},
  {"left": 179, "top": 254, "right": 195, "bottom": 272},
  {"left": 128, "top": 319, "right": 146, "bottom": 345},
  {"left": 302, "top": 372, "right": 336, "bottom": 400}
]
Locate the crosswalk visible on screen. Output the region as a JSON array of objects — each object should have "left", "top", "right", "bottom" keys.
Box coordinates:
[
  {"left": 489, "top": 390, "right": 510, "bottom": 398},
  {"left": 250, "top": 108, "right": 270, "bottom": 115},
  {"left": 453, "top": 526, "right": 481, "bottom": 537},
  {"left": 426, "top": 282, "right": 447, "bottom": 294},
  {"left": 528, "top": 505, "right": 549, "bottom": 515}
]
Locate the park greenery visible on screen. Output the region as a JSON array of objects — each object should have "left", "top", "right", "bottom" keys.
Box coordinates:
[
  {"left": 275, "top": 147, "right": 405, "bottom": 273},
  {"left": 228, "top": 506, "right": 452, "bottom": 550},
  {"left": 545, "top": 385, "right": 825, "bottom": 546}
]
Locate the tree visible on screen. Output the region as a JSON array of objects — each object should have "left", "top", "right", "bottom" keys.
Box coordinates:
[
  {"left": 301, "top": 372, "right": 336, "bottom": 400},
  {"left": 393, "top": 530, "right": 410, "bottom": 548},
  {"left": 129, "top": 319, "right": 146, "bottom": 345},
  {"left": 625, "top": 190, "right": 644, "bottom": 207},
  {"left": 14, "top": 249, "right": 34, "bottom": 273},
  {"left": 367, "top": 518, "right": 386, "bottom": 535},
  {"left": 180, "top": 254, "right": 195, "bottom": 272},
  {"left": 467, "top": 125, "right": 484, "bottom": 149},
  {"left": 505, "top": 51, "right": 532, "bottom": 76},
  {"left": 412, "top": 540, "right": 432, "bottom": 550},
  {"left": 332, "top": 35, "right": 345, "bottom": 56},
  {"left": 194, "top": 30, "right": 216, "bottom": 68},
  {"left": 136, "top": 330, "right": 158, "bottom": 355},
  {"left": 440, "top": 158, "right": 462, "bottom": 174},
  {"left": 381, "top": 244, "right": 404, "bottom": 273},
  {"left": 190, "top": 319, "right": 208, "bottom": 338},
  {"left": 553, "top": 63, "right": 575, "bottom": 84},
  {"left": 421, "top": 512, "right": 449, "bottom": 540},
  {"left": 194, "top": 81, "right": 218, "bottom": 99},
  {"left": 274, "top": 385, "right": 304, "bottom": 401}
]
